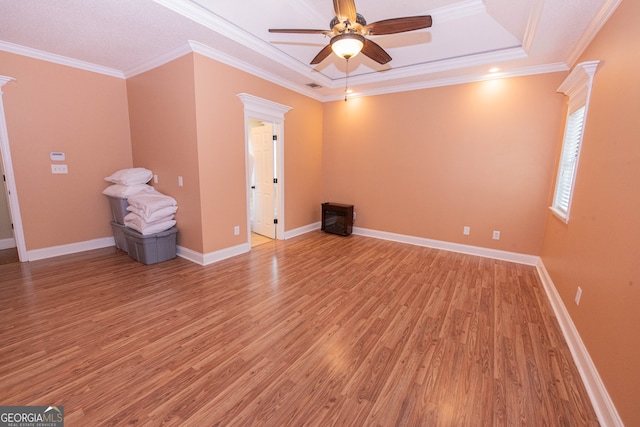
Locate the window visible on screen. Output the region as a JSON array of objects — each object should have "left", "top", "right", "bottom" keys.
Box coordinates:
[
  {"left": 552, "top": 106, "right": 586, "bottom": 217},
  {"left": 551, "top": 61, "right": 599, "bottom": 222}
]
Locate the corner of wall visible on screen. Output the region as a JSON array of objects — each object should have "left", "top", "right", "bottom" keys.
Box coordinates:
[{"left": 535, "top": 260, "right": 624, "bottom": 427}]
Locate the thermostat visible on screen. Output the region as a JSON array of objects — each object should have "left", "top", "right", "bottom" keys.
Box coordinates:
[{"left": 50, "top": 152, "right": 65, "bottom": 161}]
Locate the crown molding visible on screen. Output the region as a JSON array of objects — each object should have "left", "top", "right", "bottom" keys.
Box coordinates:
[
  {"left": 187, "top": 41, "right": 324, "bottom": 101},
  {"left": 522, "top": 0, "right": 545, "bottom": 53},
  {"left": 123, "top": 40, "right": 323, "bottom": 100},
  {"left": 123, "top": 43, "right": 193, "bottom": 78},
  {"left": 150, "top": 0, "right": 492, "bottom": 95},
  {"left": 0, "top": 41, "right": 124, "bottom": 78},
  {"left": 150, "top": 0, "right": 320, "bottom": 83},
  {"left": 326, "top": 62, "right": 569, "bottom": 102},
  {"left": 565, "top": 0, "right": 621, "bottom": 67},
  {"left": 340, "top": 45, "right": 527, "bottom": 89},
  {"left": 431, "top": 0, "right": 486, "bottom": 24},
  {"left": 0, "top": 75, "right": 16, "bottom": 90}
]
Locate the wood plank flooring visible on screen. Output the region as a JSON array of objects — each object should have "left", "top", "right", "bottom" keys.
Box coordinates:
[
  {"left": 0, "top": 232, "right": 598, "bottom": 426},
  {"left": 0, "top": 247, "right": 19, "bottom": 265}
]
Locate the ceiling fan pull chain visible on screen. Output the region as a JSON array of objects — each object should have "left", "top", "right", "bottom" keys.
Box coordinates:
[{"left": 344, "top": 57, "right": 349, "bottom": 102}]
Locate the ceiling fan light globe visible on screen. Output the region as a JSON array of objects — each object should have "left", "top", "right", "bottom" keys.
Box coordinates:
[{"left": 331, "top": 33, "right": 364, "bottom": 59}]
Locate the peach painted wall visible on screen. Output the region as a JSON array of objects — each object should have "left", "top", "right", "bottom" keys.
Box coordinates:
[
  {"left": 322, "top": 74, "right": 565, "bottom": 255},
  {"left": 126, "top": 54, "right": 203, "bottom": 252},
  {"left": 540, "top": 0, "right": 640, "bottom": 424},
  {"left": 191, "top": 53, "right": 323, "bottom": 253},
  {"left": 127, "top": 53, "right": 323, "bottom": 255},
  {"left": 1, "top": 51, "right": 132, "bottom": 250}
]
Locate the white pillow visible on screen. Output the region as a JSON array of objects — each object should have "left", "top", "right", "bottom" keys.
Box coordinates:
[
  {"left": 105, "top": 168, "right": 153, "bottom": 185},
  {"left": 102, "top": 184, "right": 154, "bottom": 198}
]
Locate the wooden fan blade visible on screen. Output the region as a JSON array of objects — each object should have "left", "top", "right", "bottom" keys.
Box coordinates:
[
  {"left": 311, "top": 44, "right": 334, "bottom": 65},
  {"left": 269, "top": 29, "right": 329, "bottom": 35},
  {"left": 364, "top": 15, "right": 432, "bottom": 35},
  {"left": 361, "top": 38, "right": 392, "bottom": 64},
  {"left": 333, "top": 0, "right": 357, "bottom": 23}
]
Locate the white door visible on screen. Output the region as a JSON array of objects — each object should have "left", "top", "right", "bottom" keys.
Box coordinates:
[
  {"left": 0, "top": 152, "right": 15, "bottom": 249},
  {"left": 250, "top": 123, "right": 275, "bottom": 239}
]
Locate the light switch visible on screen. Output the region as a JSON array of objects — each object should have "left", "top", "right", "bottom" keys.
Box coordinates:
[
  {"left": 51, "top": 164, "right": 68, "bottom": 174},
  {"left": 178, "top": 176, "right": 183, "bottom": 187}
]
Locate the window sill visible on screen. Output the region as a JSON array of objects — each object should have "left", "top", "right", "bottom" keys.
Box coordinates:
[{"left": 549, "top": 206, "right": 569, "bottom": 224}]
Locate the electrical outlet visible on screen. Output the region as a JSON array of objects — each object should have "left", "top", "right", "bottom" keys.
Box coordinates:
[
  {"left": 234, "top": 226, "right": 240, "bottom": 235},
  {"left": 575, "top": 287, "right": 582, "bottom": 305},
  {"left": 463, "top": 226, "right": 470, "bottom": 235},
  {"left": 51, "top": 164, "right": 68, "bottom": 174},
  {"left": 153, "top": 174, "right": 158, "bottom": 184},
  {"left": 492, "top": 230, "right": 500, "bottom": 240},
  {"left": 178, "top": 176, "right": 183, "bottom": 187}
]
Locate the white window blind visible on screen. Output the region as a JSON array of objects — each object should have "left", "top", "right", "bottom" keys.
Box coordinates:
[
  {"left": 552, "top": 106, "right": 586, "bottom": 216},
  {"left": 551, "top": 61, "right": 599, "bottom": 222}
]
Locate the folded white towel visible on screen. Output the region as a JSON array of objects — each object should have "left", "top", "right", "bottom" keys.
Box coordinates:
[
  {"left": 127, "top": 191, "right": 177, "bottom": 217},
  {"left": 126, "top": 205, "right": 177, "bottom": 223},
  {"left": 125, "top": 218, "right": 176, "bottom": 235},
  {"left": 124, "top": 211, "right": 175, "bottom": 229}
]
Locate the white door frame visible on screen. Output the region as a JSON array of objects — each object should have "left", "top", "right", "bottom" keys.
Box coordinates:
[
  {"left": 0, "top": 76, "right": 27, "bottom": 261},
  {"left": 237, "top": 93, "right": 291, "bottom": 245}
]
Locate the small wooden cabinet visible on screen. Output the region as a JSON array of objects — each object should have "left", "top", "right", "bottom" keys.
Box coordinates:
[{"left": 321, "top": 203, "right": 354, "bottom": 236}]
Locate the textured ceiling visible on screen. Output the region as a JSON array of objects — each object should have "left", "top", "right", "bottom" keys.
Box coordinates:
[{"left": 0, "top": 0, "right": 621, "bottom": 101}]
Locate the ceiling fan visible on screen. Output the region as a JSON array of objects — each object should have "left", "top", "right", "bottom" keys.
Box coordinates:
[{"left": 268, "top": 0, "right": 433, "bottom": 65}]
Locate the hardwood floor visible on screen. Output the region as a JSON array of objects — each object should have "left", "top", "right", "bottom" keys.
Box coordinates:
[
  {"left": 0, "top": 232, "right": 598, "bottom": 426},
  {"left": 251, "top": 232, "right": 273, "bottom": 247},
  {"left": 0, "top": 247, "right": 19, "bottom": 265}
]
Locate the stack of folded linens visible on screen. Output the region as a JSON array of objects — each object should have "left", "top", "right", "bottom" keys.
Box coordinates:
[{"left": 124, "top": 190, "right": 177, "bottom": 235}]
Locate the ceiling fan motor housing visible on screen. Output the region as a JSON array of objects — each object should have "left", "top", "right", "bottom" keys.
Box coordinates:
[{"left": 330, "top": 13, "right": 367, "bottom": 32}]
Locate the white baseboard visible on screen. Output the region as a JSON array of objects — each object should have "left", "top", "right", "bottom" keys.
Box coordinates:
[
  {"left": 176, "top": 245, "right": 204, "bottom": 265},
  {"left": 283, "top": 222, "right": 321, "bottom": 240},
  {"left": 177, "top": 242, "right": 250, "bottom": 266},
  {"left": 353, "top": 226, "right": 540, "bottom": 265},
  {"left": 0, "top": 237, "right": 16, "bottom": 250},
  {"left": 27, "top": 237, "right": 115, "bottom": 261},
  {"left": 536, "top": 261, "right": 623, "bottom": 427}
]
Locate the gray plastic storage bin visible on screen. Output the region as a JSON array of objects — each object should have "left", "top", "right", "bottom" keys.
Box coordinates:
[
  {"left": 110, "top": 221, "right": 129, "bottom": 252},
  {"left": 122, "top": 227, "right": 177, "bottom": 265},
  {"left": 107, "top": 196, "right": 129, "bottom": 225}
]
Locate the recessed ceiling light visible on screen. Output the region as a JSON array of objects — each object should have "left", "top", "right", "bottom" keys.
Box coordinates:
[{"left": 489, "top": 67, "right": 500, "bottom": 73}]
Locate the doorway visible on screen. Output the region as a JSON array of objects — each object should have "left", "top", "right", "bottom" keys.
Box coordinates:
[
  {"left": 238, "top": 93, "right": 291, "bottom": 249},
  {"left": 249, "top": 121, "right": 276, "bottom": 243},
  {"left": 0, "top": 150, "right": 16, "bottom": 249},
  {"left": 0, "top": 149, "right": 19, "bottom": 264},
  {"left": 0, "top": 76, "right": 26, "bottom": 262}
]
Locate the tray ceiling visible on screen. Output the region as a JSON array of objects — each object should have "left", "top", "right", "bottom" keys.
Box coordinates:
[{"left": 0, "top": 0, "right": 620, "bottom": 101}]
